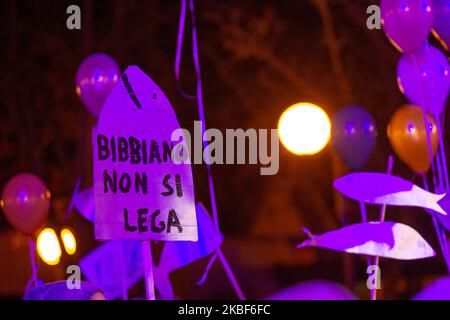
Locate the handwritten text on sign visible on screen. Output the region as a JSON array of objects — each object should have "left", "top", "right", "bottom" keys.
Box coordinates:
[{"left": 93, "top": 66, "right": 197, "bottom": 241}]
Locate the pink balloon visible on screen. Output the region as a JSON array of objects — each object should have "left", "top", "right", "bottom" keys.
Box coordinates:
[
  {"left": 76, "top": 53, "right": 120, "bottom": 117},
  {"left": 1, "top": 173, "right": 51, "bottom": 234},
  {"left": 381, "top": 0, "right": 434, "bottom": 53},
  {"left": 432, "top": 0, "right": 450, "bottom": 50},
  {"left": 397, "top": 44, "right": 450, "bottom": 115}
]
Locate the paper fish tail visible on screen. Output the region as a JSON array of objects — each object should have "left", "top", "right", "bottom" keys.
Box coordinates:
[
  {"left": 296, "top": 239, "right": 313, "bottom": 249},
  {"left": 437, "top": 193, "right": 450, "bottom": 216},
  {"left": 434, "top": 193, "right": 448, "bottom": 216}
]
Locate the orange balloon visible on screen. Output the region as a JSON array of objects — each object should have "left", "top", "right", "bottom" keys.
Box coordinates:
[
  {"left": 1, "top": 173, "right": 51, "bottom": 234},
  {"left": 387, "top": 105, "right": 438, "bottom": 173}
]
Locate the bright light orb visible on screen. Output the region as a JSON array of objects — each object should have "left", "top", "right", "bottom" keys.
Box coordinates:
[
  {"left": 37, "top": 228, "right": 62, "bottom": 266},
  {"left": 61, "top": 228, "right": 77, "bottom": 255},
  {"left": 278, "top": 103, "right": 331, "bottom": 155}
]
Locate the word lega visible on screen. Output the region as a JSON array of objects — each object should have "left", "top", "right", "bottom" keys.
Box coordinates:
[{"left": 124, "top": 207, "right": 183, "bottom": 234}]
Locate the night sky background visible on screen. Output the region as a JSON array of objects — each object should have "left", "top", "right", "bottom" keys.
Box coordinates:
[{"left": 0, "top": 0, "right": 449, "bottom": 299}]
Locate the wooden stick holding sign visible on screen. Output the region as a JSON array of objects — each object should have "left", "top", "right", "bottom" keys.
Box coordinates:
[
  {"left": 93, "top": 66, "right": 198, "bottom": 300},
  {"left": 142, "top": 240, "right": 156, "bottom": 300}
]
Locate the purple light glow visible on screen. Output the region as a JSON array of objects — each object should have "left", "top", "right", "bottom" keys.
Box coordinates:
[
  {"left": 363, "top": 120, "right": 374, "bottom": 133},
  {"left": 345, "top": 122, "right": 355, "bottom": 134},
  {"left": 18, "top": 191, "right": 28, "bottom": 203}
]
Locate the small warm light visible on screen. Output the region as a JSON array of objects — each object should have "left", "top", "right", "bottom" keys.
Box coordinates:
[
  {"left": 61, "top": 228, "right": 77, "bottom": 255},
  {"left": 278, "top": 102, "right": 331, "bottom": 155},
  {"left": 37, "top": 228, "right": 62, "bottom": 266}
]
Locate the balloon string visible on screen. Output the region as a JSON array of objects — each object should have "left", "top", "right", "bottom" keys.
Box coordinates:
[
  {"left": 412, "top": 52, "right": 438, "bottom": 189},
  {"left": 176, "top": 0, "right": 246, "bottom": 300},
  {"left": 25, "top": 238, "right": 39, "bottom": 294},
  {"left": 196, "top": 253, "right": 218, "bottom": 286},
  {"left": 437, "top": 122, "right": 450, "bottom": 190},
  {"left": 175, "top": 0, "right": 196, "bottom": 100},
  {"left": 359, "top": 202, "right": 367, "bottom": 223},
  {"left": 422, "top": 43, "right": 450, "bottom": 272},
  {"left": 358, "top": 201, "right": 374, "bottom": 300},
  {"left": 422, "top": 175, "right": 450, "bottom": 272},
  {"left": 435, "top": 150, "right": 444, "bottom": 190},
  {"left": 64, "top": 176, "right": 82, "bottom": 223},
  {"left": 424, "top": 42, "right": 450, "bottom": 191},
  {"left": 371, "top": 155, "right": 394, "bottom": 301}
]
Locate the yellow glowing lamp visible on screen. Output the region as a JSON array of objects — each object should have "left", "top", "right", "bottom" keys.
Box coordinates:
[
  {"left": 37, "top": 228, "right": 62, "bottom": 266},
  {"left": 278, "top": 102, "right": 331, "bottom": 155},
  {"left": 60, "top": 228, "right": 77, "bottom": 255}
]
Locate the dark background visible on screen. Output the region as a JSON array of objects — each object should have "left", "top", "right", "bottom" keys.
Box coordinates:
[{"left": 0, "top": 0, "right": 449, "bottom": 299}]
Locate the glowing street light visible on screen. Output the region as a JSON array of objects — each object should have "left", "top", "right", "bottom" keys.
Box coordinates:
[
  {"left": 36, "top": 228, "right": 62, "bottom": 266},
  {"left": 60, "top": 228, "right": 77, "bottom": 256},
  {"left": 278, "top": 102, "right": 331, "bottom": 155}
]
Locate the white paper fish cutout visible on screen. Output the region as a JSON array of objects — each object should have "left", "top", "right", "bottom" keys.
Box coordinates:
[
  {"left": 334, "top": 173, "right": 447, "bottom": 216},
  {"left": 297, "top": 222, "right": 435, "bottom": 260}
]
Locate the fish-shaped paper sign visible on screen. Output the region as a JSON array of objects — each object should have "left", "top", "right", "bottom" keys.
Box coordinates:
[
  {"left": 334, "top": 173, "right": 448, "bottom": 216},
  {"left": 297, "top": 222, "right": 435, "bottom": 260},
  {"left": 93, "top": 66, "right": 197, "bottom": 241}
]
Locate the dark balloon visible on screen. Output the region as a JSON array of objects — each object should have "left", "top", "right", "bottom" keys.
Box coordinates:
[{"left": 331, "top": 106, "right": 378, "bottom": 170}]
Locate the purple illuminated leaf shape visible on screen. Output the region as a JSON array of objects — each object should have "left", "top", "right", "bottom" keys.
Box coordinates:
[
  {"left": 73, "top": 187, "right": 95, "bottom": 223},
  {"left": 153, "top": 202, "right": 223, "bottom": 300},
  {"left": 413, "top": 276, "right": 450, "bottom": 300},
  {"left": 79, "top": 239, "right": 143, "bottom": 300}
]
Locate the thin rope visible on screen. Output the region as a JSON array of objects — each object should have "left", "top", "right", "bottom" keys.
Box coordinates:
[
  {"left": 175, "top": 0, "right": 246, "bottom": 300},
  {"left": 175, "top": 0, "right": 196, "bottom": 100},
  {"left": 25, "top": 239, "right": 39, "bottom": 293}
]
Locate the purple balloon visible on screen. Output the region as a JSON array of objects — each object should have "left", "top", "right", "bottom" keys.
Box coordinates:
[
  {"left": 381, "top": 0, "right": 434, "bottom": 53},
  {"left": 432, "top": 0, "right": 450, "bottom": 50},
  {"left": 397, "top": 44, "right": 450, "bottom": 115},
  {"left": 76, "top": 53, "right": 120, "bottom": 117}
]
